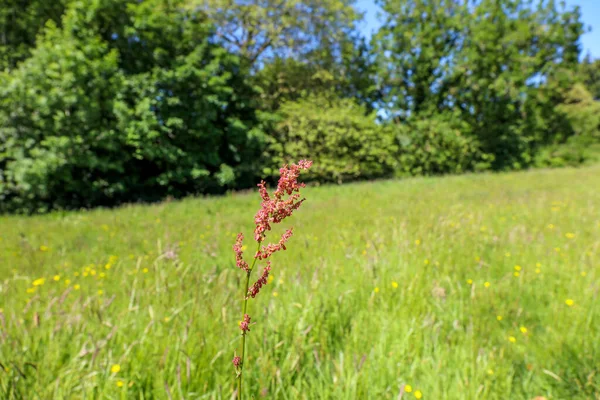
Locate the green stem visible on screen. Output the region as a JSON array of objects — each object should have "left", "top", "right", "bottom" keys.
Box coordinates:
[{"left": 237, "top": 242, "right": 261, "bottom": 400}]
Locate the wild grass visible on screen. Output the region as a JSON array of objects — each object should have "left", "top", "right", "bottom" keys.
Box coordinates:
[{"left": 0, "top": 165, "right": 599, "bottom": 399}]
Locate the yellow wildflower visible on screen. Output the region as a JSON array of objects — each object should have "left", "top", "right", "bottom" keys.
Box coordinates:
[
  {"left": 374, "top": 287, "right": 380, "bottom": 293},
  {"left": 565, "top": 299, "right": 574, "bottom": 307},
  {"left": 497, "top": 315, "right": 503, "bottom": 321},
  {"left": 117, "top": 380, "right": 124, "bottom": 387},
  {"left": 484, "top": 282, "right": 490, "bottom": 288},
  {"left": 565, "top": 233, "right": 575, "bottom": 239},
  {"left": 32, "top": 278, "right": 45, "bottom": 286},
  {"left": 111, "top": 364, "right": 121, "bottom": 374},
  {"left": 414, "top": 390, "right": 423, "bottom": 399},
  {"left": 466, "top": 279, "right": 473, "bottom": 285},
  {"left": 514, "top": 265, "right": 521, "bottom": 271},
  {"left": 392, "top": 281, "right": 398, "bottom": 289},
  {"left": 508, "top": 336, "right": 516, "bottom": 343},
  {"left": 74, "top": 284, "right": 81, "bottom": 290},
  {"left": 53, "top": 275, "right": 60, "bottom": 281},
  {"left": 272, "top": 292, "right": 278, "bottom": 297},
  {"left": 39, "top": 245, "right": 50, "bottom": 252},
  {"left": 520, "top": 326, "right": 527, "bottom": 334},
  {"left": 404, "top": 385, "right": 412, "bottom": 393},
  {"left": 513, "top": 271, "right": 520, "bottom": 277}
]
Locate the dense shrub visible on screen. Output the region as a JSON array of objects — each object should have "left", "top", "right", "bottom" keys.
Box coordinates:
[
  {"left": 394, "top": 115, "right": 494, "bottom": 176},
  {"left": 263, "top": 97, "right": 397, "bottom": 183},
  {"left": 534, "top": 136, "right": 600, "bottom": 168}
]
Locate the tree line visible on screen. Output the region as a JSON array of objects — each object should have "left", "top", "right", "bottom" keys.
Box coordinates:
[{"left": 1, "top": 0, "right": 599, "bottom": 213}]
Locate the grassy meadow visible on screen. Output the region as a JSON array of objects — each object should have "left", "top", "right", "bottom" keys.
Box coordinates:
[{"left": 0, "top": 166, "right": 599, "bottom": 399}]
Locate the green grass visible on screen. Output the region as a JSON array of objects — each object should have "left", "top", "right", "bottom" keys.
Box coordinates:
[{"left": 1, "top": 166, "right": 599, "bottom": 399}]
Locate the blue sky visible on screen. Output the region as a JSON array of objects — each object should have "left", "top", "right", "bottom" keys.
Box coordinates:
[{"left": 356, "top": 0, "right": 600, "bottom": 59}]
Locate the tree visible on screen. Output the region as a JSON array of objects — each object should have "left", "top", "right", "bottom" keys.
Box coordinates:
[
  {"left": 189, "top": 0, "right": 361, "bottom": 69},
  {"left": 374, "top": 0, "right": 468, "bottom": 119},
  {"left": 375, "top": 0, "right": 585, "bottom": 169},
  {"left": 0, "top": 0, "right": 70, "bottom": 70},
  {"left": 580, "top": 55, "right": 600, "bottom": 100},
  {"left": 0, "top": 0, "right": 259, "bottom": 212},
  {"left": 253, "top": 35, "right": 379, "bottom": 113}
]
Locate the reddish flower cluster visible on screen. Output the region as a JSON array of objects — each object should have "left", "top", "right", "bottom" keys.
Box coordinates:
[
  {"left": 275, "top": 160, "right": 313, "bottom": 198},
  {"left": 254, "top": 160, "right": 313, "bottom": 242},
  {"left": 247, "top": 263, "right": 271, "bottom": 298},
  {"left": 233, "top": 233, "right": 249, "bottom": 272},
  {"left": 255, "top": 229, "right": 293, "bottom": 260},
  {"left": 240, "top": 314, "right": 251, "bottom": 333},
  {"left": 231, "top": 160, "right": 312, "bottom": 387}
]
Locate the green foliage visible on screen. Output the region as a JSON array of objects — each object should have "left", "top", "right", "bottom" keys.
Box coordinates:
[
  {"left": 374, "top": 0, "right": 585, "bottom": 169},
  {"left": 535, "top": 84, "right": 600, "bottom": 167},
  {"left": 0, "top": 0, "right": 260, "bottom": 213},
  {"left": 0, "top": 0, "right": 70, "bottom": 70},
  {"left": 0, "top": 13, "right": 123, "bottom": 212},
  {"left": 555, "top": 84, "right": 600, "bottom": 139},
  {"left": 194, "top": 0, "right": 361, "bottom": 68},
  {"left": 580, "top": 55, "right": 600, "bottom": 100},
  {"left": 0, "top": 0, "right": 598, "bottom": 213},
  {"left": 395, "top": 114, "right": 494, "bottom": 176},
  {"left": 534, "top": 136, "right": 600, "bottom": 168},
  {"left": 254, "top": 36, "right": 378, "bottom": 113},
  {"left": 264, "top": 97, "right": 397, "bottom": 183}
]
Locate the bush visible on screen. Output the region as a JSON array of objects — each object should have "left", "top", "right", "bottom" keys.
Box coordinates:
[
  {"left": 263, "top": 96, "right": 398, "bottom": 183},
  {"left": 394, "top": 115, "right": 494, "bottom": 176},
  {"left": 534, "top": 136, "right": 600, "bottom": 168}
]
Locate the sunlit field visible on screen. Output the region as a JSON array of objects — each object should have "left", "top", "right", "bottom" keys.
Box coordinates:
[{"left": 1, "top": 165, "right": 599, "bottom": 399}]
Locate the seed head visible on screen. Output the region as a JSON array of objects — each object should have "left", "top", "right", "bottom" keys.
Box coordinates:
[
  {"left": 233, "top": 233, "right": 249, "bottom": 272},
  {"left": 232, "top": 355, "right": 241, "bottom": 368},
  {"left": 239, "top": 314, "right": 251, "bottom": 333},
  {"left": 248, "top": 263, "right": 271, "bottom": 298}
]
